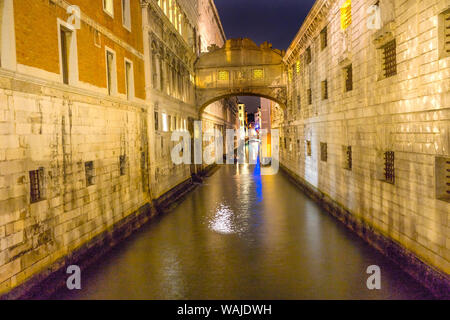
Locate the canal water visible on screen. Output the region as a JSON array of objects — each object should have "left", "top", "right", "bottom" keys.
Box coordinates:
[{"left": 53, "top": 147, "right": 432, "bottom": 299}]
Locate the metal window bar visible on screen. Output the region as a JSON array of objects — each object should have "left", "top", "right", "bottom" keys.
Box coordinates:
[
  {"left": 445, "top": 12, "right": 450, "bottom": 54},
  {"left": 29, "top": 170, "right": 41, "bottom": 203},
  {"left": 308, "top": 88, "right": 312, "bottom": 105},
  {"left": 346, "top": 146, "right": 352, "bottom": 170},
  {"left": 384, "top": 151, "right": 395, "bottom": 184},
  {"left": 322, "top": 80, "right": 328, "bottom": 100},
  {"left": 383, "top": 40, "right": 397, "bottom": 78},
  {"left": 345, "top": 65, "right": 353, "bottom": 92}
]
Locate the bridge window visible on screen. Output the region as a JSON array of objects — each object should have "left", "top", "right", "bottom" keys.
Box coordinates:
[
  {"left": 29, "top": 168, "right": 45, "bottom": 203},
  {"left": 381, "top": 40, "right": 397, "bottom": 78},
  {"left": 320, "top": 143, "right": 327, "bottom": 162},
  {"left": 343, "top": 146, "right": 352, "bottom": 170},
  {"left": 218, "top": 70, "right": 229, "bottom": 81},
  {"left": 85, "top": 161, "right": 95, "bottom": 187},
  {"left": 435, "top": 156, "right": 450, "bottom": 202},
  {"left": 439, "top": 9, "right": 450, "bottom": 59},
  {"left": 321, "top": 80, "right": 328, "bottom": 100},
  {"left": 343, "top": 64, "right": 353, "bottom": 92},
  {"left": 306, "top": 140, "right": 312, "bottom": 156},
  {"left": 253, "top": 69, "right": 264, "bottom": 80},
  {"left": 341, "top": 0, "right": 352, "bottom": 30},
  {"left": 320, "top": 26, "right": 328, "bottom": 50},
  {"left": 120, "top": 155, "right": 127, "bottom": 176}
]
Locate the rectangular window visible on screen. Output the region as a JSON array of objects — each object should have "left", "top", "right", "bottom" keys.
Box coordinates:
[
  {"left": 384, "top": 151, "right": 395, "bottom": 184},
  {"left": 122, "top": 0, "right": 131, "bottom": 31},
  {"left": 307, "top": 88, "right": 312, "bottom": 105},
  {"left": 344, "top": 64, "right": 353, "bottom": 92},
  {"left": 435, "top": 156, "right": 450, "bottom": 202},
  {"left": 218, "top": 70, "right": 229, "bottom": 81},
  {"left": 306, "top": 140, "right": 312, "bottom": 156},
  {"left": 162, "top": 113, "right": 169, "bottom": 132},
  {"left": 253, "top": 69, "right": 264, "bottom": 80},
  {"left": 125, "top": 59, "right": 134, "bottom": 100},
  {"left": 438, "top": 9, "right": 450, "bottom": 58},
  {"left": 103, "top": 0, "right": 114, "bottom": 17},
  {"left": 320, "top": 142, "right": 327, "bottom": 162},
  {"left": 85, "top": 161, "right": 95, "bottom": 186},
  {"left": 382, "top": 40, "right": 397, "bottom": 78},
  {"left": 321, "top": 80, "right": 328, "bottom": 100},
  {"left": 29, "top": 168, "right": 44, "bottom": 203},
  {"left": 106, "top": 49, "right": 117, "bottom": 96},
  {"left": 296, "top": 60, "right": 301, "bottom": 73},
  {"left": 120, "top": 155, "right": 127, "bottom": 176},
  {"left": 320, "top": 26, "right": 328, "bottom": 50},
  {"left": 60, "top": 28, "right": 70, "bottom": 85},
  {"left": 341, "top": 0, "right": 352, "bottom": 30},
  {"left": 154, "top": 111, "right": 159, "bottom": 131},
  {"left": 305, "top": 47, "right": 312, "bottom": 64},
  {"left": 343, "top": 145, "right": 352, "bottom": 170}
]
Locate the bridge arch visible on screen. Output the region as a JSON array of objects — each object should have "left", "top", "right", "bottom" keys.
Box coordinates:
[{"left": 195, "top": 38, "right": 287, "bottom": 116}]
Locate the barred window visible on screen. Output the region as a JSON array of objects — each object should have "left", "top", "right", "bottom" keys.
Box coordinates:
[
  {"left": 296, "top": 60, "right": 301, "bottom": 73},
  {"left": 320, "top": 143, "right": 327, "bottom": 162},
  {"left": 344, "top": 64, "right": 353, "bottom": 92},
  {"left": 320, "top": 26, "right": 328, "bottom": 50},
  {"left": 85, "top": 161, "right": 95, "bottom": 186},
  {"left": 340, "top": 0, "right": 352, "bottom": 30},
  {"left": 382, "top": 40, "right": 397, "bottom": 78},
  {"left": 253, "top": 69, "right": 264, "bottom": 80},
  {"left": 120, "top": 155, "right": 127, "bottom": 176},
  {"left": 321, "top": 80, "right": 328, "bottom": 100},
  {"left": 154, "top": 111, "right": 159, "bottom": 131},
  {"left": 384, "top": 151, "right": 395, "bottom": 184},
  {"left": 307, "top": 88, "right": 312, "bottom": 105},
  {"left": 218, "top": 70, "right": 229, "bottom": 81},
  {"left": 343, "top": 145, "right": 352, "bottom": 170},
  {"left": 438, "top": 9, "right": 450, "bottom": 58},
  {"left": 296, "top": 95, "right": 301, "bottom": 109},
  {"left": 29, "top": 168, "right": 44, "bottom": 203},
  {"left": 305, "top": 47, "right": 312, "bottom": 64},
  {"left": 306, "top": 140, "right": 312, "bottom": 156},
  {"left": 435, "top": 157, "right": 450, "bottom": 202}
]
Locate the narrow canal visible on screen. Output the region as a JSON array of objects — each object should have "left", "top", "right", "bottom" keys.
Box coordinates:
[{"left": 53, "top": 147, "right": 432, "bottom": 299}]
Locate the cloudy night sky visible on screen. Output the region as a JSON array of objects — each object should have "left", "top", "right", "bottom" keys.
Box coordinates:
[{"left": 215, "top": 0, "right": 316, "bottom": 113}]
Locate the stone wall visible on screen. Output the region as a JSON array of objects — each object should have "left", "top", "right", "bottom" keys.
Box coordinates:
[{"left": 279, "top": 0, "right": 450, "bottom": 280}]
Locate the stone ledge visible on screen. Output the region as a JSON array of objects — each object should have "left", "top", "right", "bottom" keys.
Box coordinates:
[{"left": 279, "top": 164, "right": 450, "bottom": 300}]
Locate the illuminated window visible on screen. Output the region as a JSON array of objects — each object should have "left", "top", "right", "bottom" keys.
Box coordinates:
[
  {"left": 321, "top": 80, "right": 328, "bottom": 100},
  {"left": 320, "top": 26, "right": 328, "bottom": 50},
  {"left": 288, "top": 68, "right": 293, "bottom": 82},
  {"left": 218, "top": 70, "right": 229, "bottom": 81},
  {"left": 253, "top": 69, "right": 264, "bottom": 80},
  {"left": 103, "top": 0, "right": 114, "bottom": 17},
  {"left": 382, "top": 40, "right": 397, "bottom": 78},
  {"left": 162, "top": 113, "right": 168, "bottom": 132},
  {"left": 296, "top": 60, "right": 301, "bottom": 73},
  {"left": 320, "top": 143, "right": 327, "bottom": 162},
  {"left": 344, "top": 64, "right": 353, "bottom": 92},
  {"left": 343, "top": 145, "right": 352, "bottom": 170},
  {"left": 340, "top": 0, "right": 352, "bottom": 30},
  {"left": 438, "top": 9, "right": 450, "bottom": 58},
  {"left": 29, "top": 168, "right": 45, "bottom": 203}
]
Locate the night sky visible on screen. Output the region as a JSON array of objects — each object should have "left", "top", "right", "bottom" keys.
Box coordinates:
[{"left": 215, "top": 0, "right": 316, "bottom": 113}]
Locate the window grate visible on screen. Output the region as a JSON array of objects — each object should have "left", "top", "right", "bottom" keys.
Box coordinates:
[
  {"left": 445, "top": 11, "right": 450, "bottom": 54},
  {"left": 344, "top": 145, "right": 352, "bottom": 170},
  {"left": 307, "top": 88, "right": 312, "bottom": 105},
  {"left": 154, "top": 111, "right": 159, "bottom": 131},
  {"left": 344, "top": 64, "right": 353, "bottom": 92},
  {"left": 120, "top": 155, "right": 127, "bottom": 176},
  {"left": 29, "top": 168, "right": 44, "bottom": 203},
  {"left": 85, "top": 161, "right": 95, "bottom": 186},
  {"left": 446, "top": 159, "right": 450, "bottom": 196},
  {"left": 320, "top": 143, "right": 327, "bottom": 162},
  {"left": 252, "top": 69, "right": 264, "bottom": 80},
  {"left": 384, "top": 151, "right": 395, "bottom": 184},
  {"left": 322, "top": 80, "right": 328, "bottom": 100},
  {"left": 382, "top": 40, "right": 397, "bottom": 78},
  {"left": 218, "top": 70, "right": 229, "bottom": 81},
  {"left": 306, "top": 140, "right": 312, "bottom": 156},
  {"left": 305, "top": 47, "right": 312, "bottom": 64}
]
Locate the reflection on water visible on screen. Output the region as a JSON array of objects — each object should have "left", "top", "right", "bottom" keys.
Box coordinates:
[{"left": 52, "top": 143, "right": 433, "bottom": 300}]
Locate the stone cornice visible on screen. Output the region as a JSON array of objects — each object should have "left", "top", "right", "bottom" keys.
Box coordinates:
[{"left": 284, "top": 0, "right": 334, "bottom": 65}]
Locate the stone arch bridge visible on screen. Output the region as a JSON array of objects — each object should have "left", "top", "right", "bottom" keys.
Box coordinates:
[{"left": 195, "top": 38, "right": 287, "bottom": 115}]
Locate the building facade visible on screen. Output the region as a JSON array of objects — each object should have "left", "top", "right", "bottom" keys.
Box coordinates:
[
  {"left": 0, "top": 0, "right": 237, "bottom": 297},
  {"left": 278, "top": 0, "right": 450, "bottom": 282}
]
